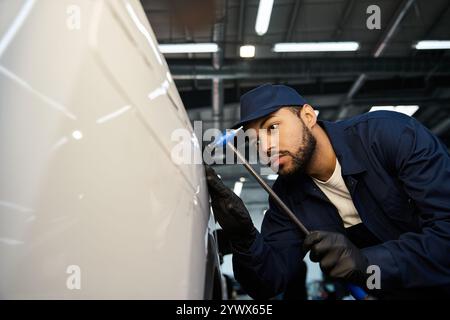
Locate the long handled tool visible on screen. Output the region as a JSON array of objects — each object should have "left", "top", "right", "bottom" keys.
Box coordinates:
[{"left": 207, "top": 127, "right": 373, "bottom": 300}]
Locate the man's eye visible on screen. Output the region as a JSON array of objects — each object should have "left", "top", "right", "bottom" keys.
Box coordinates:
[{"left": 269, "top": 124, "right": 279, "bottom": 130}]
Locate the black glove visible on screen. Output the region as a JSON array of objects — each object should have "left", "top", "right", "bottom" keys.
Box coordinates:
[
  {"left": 205, "top": 165, "right": 257, "bottom": 251},
  {"left": 303, "top": 231, "right": 369, "bottom": 286}
]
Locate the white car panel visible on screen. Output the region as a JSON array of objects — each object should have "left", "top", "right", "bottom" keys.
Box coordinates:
[{"left": 0, "top": 0, "right": 212, "bottom": 299}]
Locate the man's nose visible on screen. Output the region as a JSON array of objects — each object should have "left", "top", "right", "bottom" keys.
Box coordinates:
[
  {"left": 258, "top": 133, "right": 269, "bottom": 153},
  {"left": 259, "top": 137, "right": 275, "bottom": 156}
]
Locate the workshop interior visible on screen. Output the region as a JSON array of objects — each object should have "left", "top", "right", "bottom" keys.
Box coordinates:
[{"left": 0, "top": 0, "right": 450, "bottom": 300}]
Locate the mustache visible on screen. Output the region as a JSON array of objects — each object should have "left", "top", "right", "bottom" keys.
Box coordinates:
[{"left": 267, "top": 150, "right": 294, "bottom": 161}]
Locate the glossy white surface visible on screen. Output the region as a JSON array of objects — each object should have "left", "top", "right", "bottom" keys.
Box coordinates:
[{"left": 0, "top": 0, "right": 209, "bottom": 299}]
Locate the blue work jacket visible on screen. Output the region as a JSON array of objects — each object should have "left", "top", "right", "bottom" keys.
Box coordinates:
[{"left": 233, "top": 111, "right": 450, "bottom": 299}]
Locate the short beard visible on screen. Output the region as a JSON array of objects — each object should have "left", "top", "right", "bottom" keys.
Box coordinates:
[{"left": 279, "top": 119, "right": 317, "bottom": 178}]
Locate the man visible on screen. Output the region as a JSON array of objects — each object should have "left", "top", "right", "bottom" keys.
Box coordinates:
[{"left": 206, "top": 84, "right": 450, "bottom": 299}]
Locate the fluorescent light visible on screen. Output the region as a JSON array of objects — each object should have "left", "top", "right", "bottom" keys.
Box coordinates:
[
  {"left": 233, "top": 181, "right": 244, "bottom": 197},
  {"left": 414, "top": 40, "right": 450, "bottom": 50},
  {"left": 255, "top": 0, "right": 274, "bottom": 36},
  {"left": 273, "top": 42, "right": 359, "bottom": 52},
  {"left": 267, "top": 174, "right": 278, "bottom": 181},
  {"left": 240, "top": 45, "right": 255, "bottom": 58},
  {"left": 159, "top": 43, "right": 219, "bottom": 54},
  {"left": 369, "top": 105, "right": 419, "bottom": 117}
]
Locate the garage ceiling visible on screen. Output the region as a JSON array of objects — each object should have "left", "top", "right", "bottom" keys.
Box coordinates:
[
  {"left": 141, "top": 0, "right": 450, "bottom": 217},
  {"left": 142, "top": 0, "right": 450, "bottom": 144}
]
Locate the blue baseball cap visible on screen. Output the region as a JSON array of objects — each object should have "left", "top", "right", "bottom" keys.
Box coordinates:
[{"left": 232, "top": 84, "right": 308, "bottom": 128}]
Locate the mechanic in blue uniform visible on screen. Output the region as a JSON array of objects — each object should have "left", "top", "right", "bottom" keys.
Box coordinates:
[{"left": 206, "top": 84, "right": 450, "bottom": 299}]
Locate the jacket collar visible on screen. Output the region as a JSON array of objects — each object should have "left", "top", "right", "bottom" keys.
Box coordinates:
[
  {"left": 319, "top": 120, "right": 367, "bottom": 176},
  {"left": 281, "top": 119, "right": 367, "bottom": 200}
]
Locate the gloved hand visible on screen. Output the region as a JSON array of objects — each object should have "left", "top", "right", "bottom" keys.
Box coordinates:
[
  {"left": 205, "top": 165, "right": 257, "bottom": 251},
  {"left": 303, "top": 231, "right": 369, "bottom": 286}
]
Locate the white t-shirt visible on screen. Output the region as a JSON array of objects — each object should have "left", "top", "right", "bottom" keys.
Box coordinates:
[{"left": 311, "top": 158, "right": 362, "bottom": 228}]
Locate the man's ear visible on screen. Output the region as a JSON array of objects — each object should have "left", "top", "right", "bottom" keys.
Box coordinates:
[{"left": 300, "top": 104, "right": 317, "bottom": 128}]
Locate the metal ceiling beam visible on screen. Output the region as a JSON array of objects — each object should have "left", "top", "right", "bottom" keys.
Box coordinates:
[
  {"left": 432, "top": 118, "right": 450, "bottom": 136},
  {"left": 423, "top": 0, "right": 450, "bottom": 39},
  {"left": 422, "top": 1, "right": 450, "bottom": 81},
  {"left": 327, "top": 0, "right": 355, "bottom": 120},
  {"left": 372, "top": 0, "right": 416, "bottom": 58},
  {"left": 332, "top": 0, "right": 355, "bottom": 39},
  {"left": 167, "top": 57, "right": 450, "bottom": 80},
  {"left": 426, "top": 52, "right": 450, "bottom": 81},
  {"left": 237, "top": 0, "right": 246, "bottom": 43},
  {"left": 211, "top": 0, "right": 227, "bottom": 129},
  {"left": 285, "top": 0, "right": 302, "bottom": 42},
  {"left": 235, "top": 0, "right": 246, "bottom": 99},
  {"left": 346, "top": 74, "right": 366, "bottom": 99},
  {"left": 186, "top": 94, "right": 450, "bottom": 110},
  {"left": 340, "top": 0, "right": 416, "bottom": 118},
  {"left": 350, "top": 96, "right": 450, "bottom": 106},
  {"left": 184, "top": 27, "right": 194, "bottom": 59}
]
